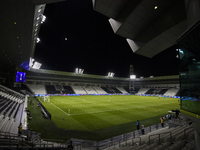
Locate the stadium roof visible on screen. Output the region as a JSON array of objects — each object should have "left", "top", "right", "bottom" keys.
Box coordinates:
[
  {"left": 93, "top": 0, "right": 187, "bottom": 58},
  {"left": 0, "top": 0, "right": 65, "bottom": 71},
  {"left": 0, "top": 0, "right": 197, "bottom": 77}
]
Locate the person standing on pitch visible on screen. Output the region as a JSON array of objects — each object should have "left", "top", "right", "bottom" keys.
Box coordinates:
[{"left": 136, "top": 120, "right": 140, "bottom": 130}]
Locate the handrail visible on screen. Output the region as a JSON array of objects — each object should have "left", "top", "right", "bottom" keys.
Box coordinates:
[
  {"left": 149, "top": 131, "right": 171, "bottom": 144},
  {"left": 184, "top": 127, "right": 195, "bottom": 139},
  {"left": 132, "top": 136, "right": 141, "bottom": 146}
]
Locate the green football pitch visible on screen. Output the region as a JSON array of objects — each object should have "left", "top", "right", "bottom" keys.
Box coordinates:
[{"left": 39, "top": 95, "right": 180, "bottom": 131}]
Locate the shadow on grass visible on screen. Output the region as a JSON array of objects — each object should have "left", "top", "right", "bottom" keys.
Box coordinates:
[{"left": 27, "top": 98, "right": 165, "bottom": 142}]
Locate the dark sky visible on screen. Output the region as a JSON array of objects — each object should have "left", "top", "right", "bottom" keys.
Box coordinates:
[{"left": 34, "top": 0, "right": 179, "bottom": 78}]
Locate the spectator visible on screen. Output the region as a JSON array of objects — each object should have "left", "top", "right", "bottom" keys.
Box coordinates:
[
  {"left": 168, "top": 114, "right": 171, "bottom": 120},
  {"left": 141, "top": 123, "right": 144, "bottom": 135},
  {"left": 161, "top": 117, "right": 164, "bottom": 127},
  {"left": 27, "top": 109, "right": 31, "bottom": 115},
  {"left": 28, "top": 115, "right": 32, "bottom": 120},
  {"left": 175, "top": 109, "right": 179, "bottom": 119},
  {"left": 18, "top": 123, "right": 23, "bottom": 136},
  {"left": 67, "top": 141, "right": 74, "bottom": 150},
  {"left": 136, "top": 120, "right": 139, "bottom": 130}
]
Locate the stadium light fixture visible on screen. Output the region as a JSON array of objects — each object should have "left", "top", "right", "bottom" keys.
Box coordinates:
[
  {"left": 130, "top": 75, "right": 136, "bottom": 79},
  {"left": 29, "top": 57, "right": 35, "bottom": 68},
  {"left": 41, "top": 15, "right": 46, "bottom": 23},
  {"left": 32, "top": 61, "right": 42, "bottom": 69},
  {"left": 36, "top": 37, "right": 40, "bottom": 43},
  {"left": 108, "top": 72, "right": 114, "bottom": 77},
  {"left": 75, "top": 68, "right": 84, "bottom": 74}
]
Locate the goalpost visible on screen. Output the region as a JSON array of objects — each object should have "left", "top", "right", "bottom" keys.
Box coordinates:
[{"left": 43, "top": 96, "right": 50, "bottom": 102}]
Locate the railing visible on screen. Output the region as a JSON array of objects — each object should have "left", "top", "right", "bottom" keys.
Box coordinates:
[
  {"left": 184, "top": 127, "right": 195, "bottom": 139},
  {"left": 149, "top": 131, "right": 172, "bottom": 144},
  {"left": 71, "top": 121, "right": 168, "bottom": 150}
]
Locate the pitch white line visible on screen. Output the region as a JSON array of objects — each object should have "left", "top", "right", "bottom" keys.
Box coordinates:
[
  {"left": 49, "top": 102, "right": 69, "bottom": 116},
  {"left": 55, "top": 99, "right": 63, "bottom": 103},
  {"left": 69, "top": 102, "right": 176, "bottom": 116}
]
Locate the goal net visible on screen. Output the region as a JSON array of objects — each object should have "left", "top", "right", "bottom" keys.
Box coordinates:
[{"left": 43, "top": 96, "right": 50, "bottom": 102}]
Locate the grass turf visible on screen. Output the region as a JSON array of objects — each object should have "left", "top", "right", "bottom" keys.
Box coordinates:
[{"left": 28, "top": 95, "right": 180, "bottom": 141}]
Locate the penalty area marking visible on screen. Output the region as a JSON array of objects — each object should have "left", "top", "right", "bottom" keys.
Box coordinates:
[{"left": 49, "top": 102, "right": 70, "bottom": 116}]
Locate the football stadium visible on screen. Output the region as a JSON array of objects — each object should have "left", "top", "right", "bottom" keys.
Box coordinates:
[{"left": 0, "top": 0, "right": 200, "bottom": 150}]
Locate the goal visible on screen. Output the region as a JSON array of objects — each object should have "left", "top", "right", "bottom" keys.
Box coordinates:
[{"left": 43, "top": 96, "right": 50, "bottom": 102}]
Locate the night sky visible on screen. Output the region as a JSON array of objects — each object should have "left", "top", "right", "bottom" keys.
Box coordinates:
[{"left": 34, "top": 0, "right": 179, "bottom": 78}]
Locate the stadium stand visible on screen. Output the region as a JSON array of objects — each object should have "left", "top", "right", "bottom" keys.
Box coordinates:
[
  {"left": 45, "top": 85, "right": 60, "bottom": 94},
  {"left": 101, "top": 87, "right": 123, "bottom": 94},
  {"left": 82, "top": 86, "right": 98, "bottom": 94},
  {"left": 72, "top": 86, "right": 87, "bottom": 94},
  {"left": 55, "top": 85, "right": 64, "bottom": 92},
  {"left": 0, "top": 84, "right": 25, "bottom": 135},
  {"left": 164, "top": 88, "right": 179, "bottom": 96},
  {"left": 63, "top": 86, "right": 75, "bottom": 94},
  {"left": 137, "top": 88, "right": 149, "bottom": 94},
  {"left": 26, "top": 84, "right": 47, "bottom": 95},
  {"left": 145, "top": 89, "right": 156, "bottom": 94},
  {"left": 69, "top": 115, "right": 196, "bottom": 150},
  {"left": 157, "top": 89, "right": 168, "bottom": 95},
  {"left": 112, "top": 87, "right": 122, "bottom": 94},
  {"left": 101, "top": 87, "right": 115, "bottom": 94},
  {"left": 93, "top": 87, "right": 108, "bottom": 94},
  {"left": 116, "top": 87, "right": 128, "bottom": 93}
]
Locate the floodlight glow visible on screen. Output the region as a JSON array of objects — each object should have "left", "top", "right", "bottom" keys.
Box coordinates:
[
  {"left": 108, "top": 72, "right": 114, "bottom": 77},
  {"left": 130, "top": 75, "right": 136, "bottom": 79},
  {"left": 140, "top": 76, "right": 143, "bottom": 78},
  {"left": 176, "top": 49, "right": 179, "bottom": 51},
  {"left": 41, "top": 15, "right": 46, "bottom": 23},
  {"left": 179, "top": 49, "right": 184, "bottom": 54},
  {"left": 75, "top": 68, "right": 78, "bottom": 74},
  {"left": 29, "top": 57, "right": 35, "bottom": 67},
  {"left": 154, "top": 6, "right": 157, "bottom": 9},
  {"left": 150, "top": 76, "right": 154, "bottom": 78},
  {"left": 36, "top": 37, "right": 40, "bottom": 43},
  {"left": 32, "top": 62, "right": 42, "bottom": 69},
  {"left": 81, "top": 69, "right": 84, "bottom": 74},
  {"left": 65, "top": 38, "right": 68, "bottom": 40},
  {"left": 75, "top": 68, "right": 84, "bottom": 74},
  {"left": 176, "top": 55, "right": 179, "bottom": 58}
]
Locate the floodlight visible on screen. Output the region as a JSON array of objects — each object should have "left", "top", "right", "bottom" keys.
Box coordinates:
[
  {"left": 29, "top": 57, "right": 35, "bottom": 67},
  {"left": 150, "top": 76, "right": 154, "bottom": 78},
  {"left": 154, "top": 6, "right": 158, "bottom": 9},
  {"left": 108, "top": 72, "right": 114, "bottom": 77},
  {"left": 130, "top": 75, "right": 136, "bottom": 79},
  {"left": 41, "top": 15, "right": 46, "bottom": 23},
  {"left": 81, "top": 69, "right": 84, "bottom": 74},
  {"left": 75, "top": 68, "right": 84, "bottom": 74},
  {"left": 75, "top": 68, "right": 78, "bottom": 74},
  {"left": 32, "top": 62, "right": 42, "bottom": 69},
  {"left": 65, "top": 38, "right": 67, "bottom": 40},
  {"left": 36, "top": 37, "right": 40, "bottom": 43},
  {"left": 179, "top": 49, "right": 184, "bottom": 54},
  {"left": 176, "top": 49, "right": 179, "bottom": 51},
  {"left": 79, "top": 69, "right": 82, "bottom": 74}
]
